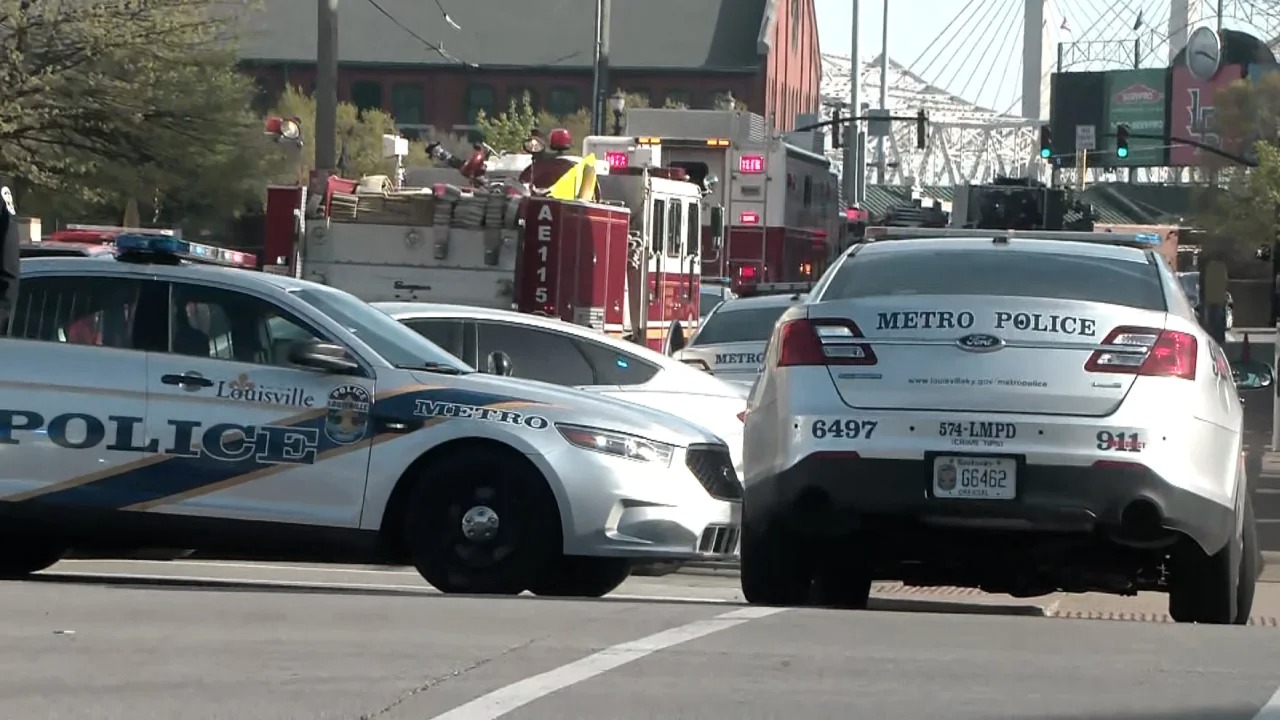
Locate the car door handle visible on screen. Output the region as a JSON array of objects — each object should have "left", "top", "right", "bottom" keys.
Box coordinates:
[{"left": 161, "top": 373, "right": 213, "bottom": 388}]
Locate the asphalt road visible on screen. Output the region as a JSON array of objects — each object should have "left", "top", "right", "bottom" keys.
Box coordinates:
[{"left": 4, "top": 560, "right": 1279, "bottom": 719}]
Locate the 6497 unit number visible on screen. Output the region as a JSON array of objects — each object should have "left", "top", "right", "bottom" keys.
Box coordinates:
[{"left": 810, "top": 418, "right": 878, "bottom": 440}]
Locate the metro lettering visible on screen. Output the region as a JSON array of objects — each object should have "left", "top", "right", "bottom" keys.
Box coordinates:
[
  {"left": 994, "top": 311, "right": 1095, "bottom": 337},
  {"left": 414, "top": 399, "right": 550, "bottom": 430},
  {"left": 714, "top": 353, "right": 765, "bottom": 365},
  {"left": 876, "top": 311, "right": 974, "bottom": 331}
]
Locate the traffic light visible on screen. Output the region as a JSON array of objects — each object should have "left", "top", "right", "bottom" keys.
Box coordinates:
[
  {"left": 916, "top": 109, "right": 927, "bottom": 150},
  {"left": 831, "top": 106, "right": 842, "bottom": 149},
  {"left": 1116, "top": 124, "right": 1130, "bottom": 158},
  {"left": 1038, "top": 125, "right": 1052, "bottom": 159}
]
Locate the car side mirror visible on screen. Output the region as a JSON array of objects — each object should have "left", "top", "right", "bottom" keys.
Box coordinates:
[
  {"left": 709, "top": 206, "right": 725, "bottom": 249},
  {"left": 287, "top": 339, "right": 360, "bottom": 374},
  {"left": 1232, "top": 359, "right": 1274, "bottom": 391},
  {"left": 486, "top": 350, "right": 513, "bottom": 376}
]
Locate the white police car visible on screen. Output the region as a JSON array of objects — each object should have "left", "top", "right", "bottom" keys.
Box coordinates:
[
  {"left": 0, "top": 234, "right": 741, "bottom": 597},
  {"left": 675, "top": 289, "right": 806, "bottom": 387}
]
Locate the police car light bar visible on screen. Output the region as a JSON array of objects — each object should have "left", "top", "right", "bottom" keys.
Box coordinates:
[
  {"left": 742, "top": 281, "right": 815, "bottom": 296},
  {"left": 66, "top": 224, "right": 176, "bottom": 236},
  {"left": 114, "top": 233, "right": 257, "bottom": 268},
  {"left": 863, "top": 226, "right": 1163, "bottom": 249}
]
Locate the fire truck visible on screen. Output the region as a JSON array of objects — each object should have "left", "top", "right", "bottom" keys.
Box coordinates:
[
  {"left": 582, "top": 108, "right": 842, "bottom": 294},
  {"left": 262, "top": 129, "right": 718, "bottom": 352}
]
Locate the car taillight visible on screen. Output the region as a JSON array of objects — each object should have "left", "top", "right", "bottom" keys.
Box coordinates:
[
  {"left": 775, "top": 319, "right": 877, "bottom": 367},
  {"left": 1084, "top": 326, "right": 1197, "bottom": 381}
]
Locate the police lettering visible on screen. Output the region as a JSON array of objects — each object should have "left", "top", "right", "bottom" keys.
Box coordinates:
[
  {"left": 994, "top": 311, "right": 1095, "bottom": 337},
  {"left": 0, "top": 410, "right": 319, "bottom": 465},
  {"left": 874, "top": 310, "right": 1096, "bottom": 337},
  {"left": 877, "top": 311, "right": 974, "bottom": 331},
  {"left": 414, "top": 399, "right": 549, "bottom": 430},
  {"left": 714, "top": 352, "right": 764, "bottom": 365}
]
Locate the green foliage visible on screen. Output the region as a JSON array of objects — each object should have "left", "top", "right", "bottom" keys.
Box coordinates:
[
  {"left": 261, "top": 86, "right": 429, "bottom": 183},
  {"left": 1190, "top": 74, "right": 1280, "bottom": 275},
  {"left": 475, "top": 90, "right": 657, "bottom": 154},
  {"left": 0, "top": 0, "right": 270, "bottom": 231}
]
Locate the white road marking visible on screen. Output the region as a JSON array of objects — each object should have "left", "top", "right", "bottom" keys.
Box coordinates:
[
  {"left": 1252, "top": 685, "right": 1280, "bottom": 719},
  {"left": 58, "top": 559, "right": 421, "bottom": 576},
  {"left": 428, "top": 606, "right": 785, "bottom": 720}
]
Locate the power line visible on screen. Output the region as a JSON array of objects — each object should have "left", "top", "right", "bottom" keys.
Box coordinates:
[{"left": 364, "top": 0, "right": 476, "bottom": 67}]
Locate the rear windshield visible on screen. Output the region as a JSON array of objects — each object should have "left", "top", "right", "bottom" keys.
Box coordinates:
[
  {"left": 1178, "top": 273, "right": 1199, "bottom": 296},
  {"left": 691, "top": 306, "right": 790, "bottom": 345},
  {"left": 821, "top": 249, "right": 1167, "bottom": 311}
]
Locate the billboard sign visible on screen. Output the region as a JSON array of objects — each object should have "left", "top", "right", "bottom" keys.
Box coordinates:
[
  {"left": 1169, "top": 63, "right": 1245, "bottom": 166},
  {"left": 1103, "top": 69, "right": 1168, "bottom": 166}
]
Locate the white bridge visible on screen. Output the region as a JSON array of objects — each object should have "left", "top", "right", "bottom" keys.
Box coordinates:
[{"left": 822, "top": 0, "right": 1280, "bottom": 188}]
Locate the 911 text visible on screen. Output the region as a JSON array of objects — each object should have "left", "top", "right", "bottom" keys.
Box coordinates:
[
  {"left": 810, "top": 418, "right": 878, "bottom": 440},
  {"left": 1096, "top": 430, "right": 1144, "bottom": 452}
]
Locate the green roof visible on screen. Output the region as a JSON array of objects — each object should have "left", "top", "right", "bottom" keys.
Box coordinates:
[{"left": 235, "top": 0, "right": 771, "bottom": 71}]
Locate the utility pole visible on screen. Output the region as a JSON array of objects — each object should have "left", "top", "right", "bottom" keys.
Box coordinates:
[
  {"left": 843, "top": 0, "right": 861, "bottom": 208},
  {"left": 591, "top": 0, "right": 611, "bottom": 135},
  {"left": 875, "top": 0, "right": 889, "bottom": 183},
  {"left": 315, "top": 0, "right": 339, "bottom": 189}
]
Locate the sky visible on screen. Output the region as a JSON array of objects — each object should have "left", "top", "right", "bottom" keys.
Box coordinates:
[{"left": 810, "top": 0, "right": 1267, "bottom": 115}]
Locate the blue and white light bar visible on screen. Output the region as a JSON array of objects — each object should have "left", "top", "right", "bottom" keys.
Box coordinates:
[
  {"left": 864, "top": 226, "right": 1165, "bottom": 248},
  {"left": 114, "top": 232, "right": 257, "bottom": 268}
]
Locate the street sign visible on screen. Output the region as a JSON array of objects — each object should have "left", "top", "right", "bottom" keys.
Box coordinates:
[
  {"left": 1075, "top": 125, "right": 1096, "bottom": 151},
  {"left": 867, "top": 109, "right": 891, "bottom": 138}
]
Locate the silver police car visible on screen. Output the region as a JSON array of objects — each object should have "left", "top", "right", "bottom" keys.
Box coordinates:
[
  {"left": 675, "top": 290, "right": 806, "bottom": 387},
  {"left": 741, "top": 227, "right": 1267, "bottom": 625},
  {"left": 0, "top": 234, "right": 741, "bottom": 598}
]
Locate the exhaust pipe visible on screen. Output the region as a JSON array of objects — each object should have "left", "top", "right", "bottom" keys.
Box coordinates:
[{"left": 1109, "top": 498, "right": 1177, "bottom": 549}]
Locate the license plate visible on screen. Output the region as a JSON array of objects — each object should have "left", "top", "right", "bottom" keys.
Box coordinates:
[{"left": 932, "top": 456, "right": 1016, "bottom": 500}]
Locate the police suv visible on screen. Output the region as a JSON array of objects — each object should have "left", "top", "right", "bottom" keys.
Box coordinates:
[
  {"left": 0, "top": 234, "right": 741, "bottom": 597},
  {"left": 674, "top": 289, "right": 807, "bottom": 387},
  {"left": 742, "top": 227, "right": 1267, "bottom": 624}
]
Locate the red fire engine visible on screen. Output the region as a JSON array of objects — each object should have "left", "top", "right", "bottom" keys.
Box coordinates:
[
  {"left": 262, "top": 128, "right": 719, "bottom": 353},
  {"left": 583, "top": 108, "right": 842, "bottom": 294}
]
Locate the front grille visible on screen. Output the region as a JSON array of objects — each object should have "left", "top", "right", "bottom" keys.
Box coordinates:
[
  {"left": 698, "top": 524, "right": 741, "bottom": 554},
  {"left": 685, "top": 446, "right": 743, "bottom": 501}
]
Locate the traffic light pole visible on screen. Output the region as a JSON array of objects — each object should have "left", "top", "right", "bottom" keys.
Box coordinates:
[{"left": 797, "top": 111, "right": 929, "bottom": 149}]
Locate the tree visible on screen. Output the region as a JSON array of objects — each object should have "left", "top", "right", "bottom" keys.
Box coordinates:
[
  {"left": 261, "top": 86, "right": 430, "bottom": 184},
  {"left": 1191, "top": 72, "right": 1280, "bottom": 275},
  {"left": 474, "top": 91, "right": 649, "bottom": 154},
  {"left": 0, "top": 0, "right": 270, "bottom": 230}
]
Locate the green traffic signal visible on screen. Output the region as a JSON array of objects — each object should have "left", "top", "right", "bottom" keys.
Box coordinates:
[
  {"left": 1117, "top": 146, "right": 1129, "bottom": 158},
  {"left": 1040, "top": 147, "right": 1051, "bottom": 158}
]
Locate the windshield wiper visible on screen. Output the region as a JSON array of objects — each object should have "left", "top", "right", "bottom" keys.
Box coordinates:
[{"left": 395, "top": 362, "right": 469, "bottom": 375}]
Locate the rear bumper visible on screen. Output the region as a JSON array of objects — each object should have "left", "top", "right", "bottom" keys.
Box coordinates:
[{"left": 745, "top": 453, "right": 1235, "bottom": 556}]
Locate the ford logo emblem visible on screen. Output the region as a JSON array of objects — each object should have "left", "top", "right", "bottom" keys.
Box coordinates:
[{"left": 956, "top": 333, "right": 1005, "bottom": 353}]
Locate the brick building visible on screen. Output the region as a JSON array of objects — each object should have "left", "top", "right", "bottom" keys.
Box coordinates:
[{"left": 237, "top": 0, "right": 823, "bottom": 136}]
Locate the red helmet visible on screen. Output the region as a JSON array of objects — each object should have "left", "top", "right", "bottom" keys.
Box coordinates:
[{"left": 548, "top": 128, "right": 572, "bottom": 152}]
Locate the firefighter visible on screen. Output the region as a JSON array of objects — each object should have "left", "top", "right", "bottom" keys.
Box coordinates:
[{"left": 0, "top": 185, "right": 17, "bottom": 331}]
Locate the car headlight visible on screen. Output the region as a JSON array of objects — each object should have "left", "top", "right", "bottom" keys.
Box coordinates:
[{"left": 556, "top": 424, "right": 674, "bottom": 465}]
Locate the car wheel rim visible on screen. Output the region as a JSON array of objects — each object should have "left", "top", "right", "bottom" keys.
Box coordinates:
[{"left": 437, "top": 481, "right": 522, "bottom": 570}]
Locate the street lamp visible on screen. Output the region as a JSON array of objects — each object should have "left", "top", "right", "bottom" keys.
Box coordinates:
[{"left": 609, "top": 89, "right": 626, "bottom": 135}]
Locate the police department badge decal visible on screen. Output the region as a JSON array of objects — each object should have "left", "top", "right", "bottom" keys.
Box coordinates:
[{"left": 325, "top": 384, "right": 371, "bottom": 445}]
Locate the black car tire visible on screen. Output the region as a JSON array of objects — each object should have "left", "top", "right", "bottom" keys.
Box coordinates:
[{"left": 740, "top": 517, "right": 812, "bottom": 606}]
